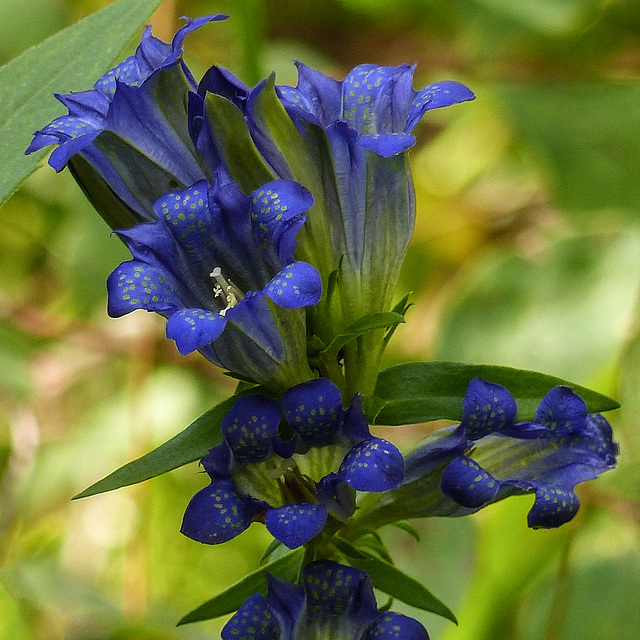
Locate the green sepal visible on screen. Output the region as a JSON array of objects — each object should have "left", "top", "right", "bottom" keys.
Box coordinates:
[
  {"left": 177, "top": 548, "right": 305, "bottom": 625},
  {"left": 260, "top": 539, "right": 285, "bottom": 565},
  {"left": 73, "top": 395, "right": 238, "bottom": 499},
  {"left": 203, "top": 92, "right": 274, "bottom": 194},
  {"left": 371, "top": 361, "right": 620, "bottom": 425},
  {"left": 317, "top": 312, "right": 405, "bottom": 359},
  {"left": 391, "top": 521, "right": 422, "bottom": 542},
  {"left": 247, "top": 73, "right": 318, "bottom": 185},
  {"left": 335, "top": 538, "right": 457, "bottom": 624}
]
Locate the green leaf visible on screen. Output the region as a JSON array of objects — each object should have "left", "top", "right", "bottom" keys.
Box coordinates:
[
  {"left": 373, "top": 361, "right": 619, "bottom": 425},
  {"left": 204, "top": 92, "right": 275, "bottom": 194},
  {"left": 178, "top": 548, "right": 304, "bottom": 625},
  {"left": 0, "top": 0, "right": 164, "bottom": 207},
  {"left": 320, "top": 312, "right": 405, "bottom": 358},
  {"left": 336, "top": 539, "right": 457, "bottom": 624},
  {"left": 73, "top": 395, "right": 238, "bottom": 499}
]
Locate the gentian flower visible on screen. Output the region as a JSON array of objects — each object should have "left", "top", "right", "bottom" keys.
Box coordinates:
[
  {"left": 181, "top": 378, "right": 404, "bottom": 548},
  {"left": 345, "top": 378, "right": 618, "bottom": 537},
  {"left": 26, "top": 15, "right": 226, "bottom": 230},
  {"left": 107, "top": 176, "right": 322, "bottom": 390},
  {"left": 222, "top": 560, "right": 429, "bottom": 640},
  {"left": 186, "top": 60, "right": 475, "bottom": 394}
]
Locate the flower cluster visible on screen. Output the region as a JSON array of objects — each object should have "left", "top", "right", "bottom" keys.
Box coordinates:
[
  {"left": 223, "top": 560, "right": 428, "bottom": 640},
  {"left": 181, "top": 378, "right": 404, "bottom": 549},
  {"left": 346, "top": 378, "right": 618, "bottom": 537},
  {"left": 29, "top": 13, "right": 619, "bottom": 638}
]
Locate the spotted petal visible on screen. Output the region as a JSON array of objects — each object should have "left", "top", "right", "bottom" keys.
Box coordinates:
[
  {"left": 250, "top": 180, "right": 314, "bottom": 265},
  {"left": 462, "top": 378, "right": 518, "bottom": 440},
  {"left": 363, "top": 613, "right": 429, "bottom": 640},
  {"left": 406, "top": 80, "right": 476, "bottom": 132},
  {"left": 221, "top": 395, "right": 282, "bottom": 464},
  {"left": 264, "top": 261, "right": 322, "bottom": 309},
  {"left": 341, "top": 64, "right": 414, "bottom": 136},
  {"left": 534, "top": 386, "right": 589, "bottom": 436},
  {"left": 165, "top": 308, "right": 227, "bottom": 355},
  {"left": 526, "top": 484, "right": 580, "bottom": 528},
  {"left": 299, "top": 561, "right": 377, "bottom": 634},
  {"left": 180, "top": 479, "right": 253, "bottom": 544},
  {"left": 106, "top": 259, "right": 183, "bottom": 316},
  {"left": 339, "top": 437, "right": 404, "bottom": 492},
  {"left": 440, "top": 455, "right": 500, "bottom": 508},
  {"left": 282, "top": 378, "right": 343, "bottom": 447},
  {"left": 265, "top": 502, "right": 327, "bottom": 549},
  {"left": 221, "top": 594, "right": 281, "bottom": 640}
]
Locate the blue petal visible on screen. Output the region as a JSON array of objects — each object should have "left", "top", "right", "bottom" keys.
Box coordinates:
[
  {"left": 265, "top": 502, "right": 327, "bottom": 549},
  {"left": 527, "top": 484, "right": 580, "bottom": 528},
  {"left": 363, "top": 613, "right": 429, "bottom": 640},
  {"left": 221, "top": 395, "right": 282, "bottom": 464},
  {"left": 407, "top": 80, "right": 476, "bottom": 132},
  {"left": 441, "top": 455, "right": 500, "bottom": 508},
  {"left": 106, "top": 259, "right": 182, "bottom": 316},
  {"left": 282, "top": 378, "right": 343, "bottom": 446},
  {"left": 250, "top": 180, "right": 314, "bottom": 265},
  {"left": 462, "top": 378, "right": 517, "bottom": 440},
  {"left": 339, "top": 437, "right": 404, "bottom": 492},
  {"left": 356, "top": 132, "right": 416, "bottom": 157},
  {"left": 341, "top": 64, "right": 414, "bottom": 136},
  {"left": 221, "top": 594, "right": 281, "bottom": 640},
  {"left": 534, "top": 386, "right": 589, "bottom": 436},
  {"left": 165, "top": 307, "right": 227, "bottom": 355},
  {"left": 180, "top": 480, "right": 253, "bottom": 544},
  {"left": 280, "top": 62, "right": 343, "bottom": 127},
  {"left": 264, "top": 261, "right": 322, "bottom": 309},
  {"left": 152, "top": 182, "right": 214, "bottom": 267},
  {"left": 300, "top": 561, "right": 377, "bottom": 629}
]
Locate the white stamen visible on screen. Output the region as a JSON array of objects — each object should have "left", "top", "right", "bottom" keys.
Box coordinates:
[{"left": 210, "top": 267, "right": 244, "bottom": 316}]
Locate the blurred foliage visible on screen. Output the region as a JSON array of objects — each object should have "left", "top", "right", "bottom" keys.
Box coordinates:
[{"left": 1, "top": 0, "right": 639, "bottom": 639}]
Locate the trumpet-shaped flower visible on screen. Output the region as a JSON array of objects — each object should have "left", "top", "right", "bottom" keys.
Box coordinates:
[
  {"left": 181, "top": 378, "right": 404, "bottom": 548},
  {"left": 346, "top": 378, "right": 618, "bottom": 535},
  {"left": 222, "top": 560, "right": 429, "bottom": 640},
  {"left": 107, "top": 177, "right": 321, "bottom": 390},
  {"left": 26, "top": 15, "right": 226, "bottom": 230}
]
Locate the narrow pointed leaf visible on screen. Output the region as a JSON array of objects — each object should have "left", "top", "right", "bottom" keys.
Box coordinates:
[
  {"left": 336, "top": 539, "right": 457, "bottom": 623},
  {"left": 0, "top": 0, "right": 164, "bottom": 207},
  {"left": 178, "top": 548, "right": 304, "bottom": 625},
  {"left": 73, "top": 395, "right": 238, "bottom": 499},
  {"left": 320, "top": 312, "right": 405, "bottom": 358},
  {"left": 373, "top": 361, "right": 619, "bottom": 425}
]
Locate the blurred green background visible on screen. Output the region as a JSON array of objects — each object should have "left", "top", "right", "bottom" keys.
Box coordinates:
[{"left": 1, "top": 0, "right": 640, "bottom": 638}]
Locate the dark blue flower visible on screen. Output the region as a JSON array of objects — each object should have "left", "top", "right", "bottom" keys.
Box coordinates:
[
  {"left": 26, "top": 15, "right": 227, "bottom": 230},
  {"left": 222, "top": 560, "right": 429, "bottom": 640},
  {"left": 346, "top": 379, "right": 617, "bottom": 535},
  {"left": 181, "top": 378, "right": 404, "bottom": 548},
  {"left": 106, "top": 177, "right": 322, "bottom": 390}
]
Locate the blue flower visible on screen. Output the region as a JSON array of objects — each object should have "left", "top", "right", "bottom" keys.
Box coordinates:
[
  {"left": 181, "top": 378, "right": 404, "bottom": 548},
  {"left": 187, "top": 62, "right": 475, "bottom": 385},
  {"left": 222, "top": 560, "right": 429, "bottom": 640},
  {"left": 346, "top": 378, "right": 617, "bottom": 535},
  {"left": 26, "top": 15, "right": 227, "bottom": 230},
  {"left": 106, "top": 177, "right": 322, "bottom": 390}
]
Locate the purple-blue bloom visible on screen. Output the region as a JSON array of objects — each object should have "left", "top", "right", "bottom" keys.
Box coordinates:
[
  {"left": 26, "top": 15, "right": 226, "bottom": 229},
  {"left": 346, "top": 378, "right": 617, "bottom": 535},
  {"left": 106, "top": 176, "right": 321, "bottom": 390},
  {"left": 181, "top": 378, "right": 404, "bottom": 548},
  {"left": 222, "top": 560, "right": 429, "bottom": 640}
]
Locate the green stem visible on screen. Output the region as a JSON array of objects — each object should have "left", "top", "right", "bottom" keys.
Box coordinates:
[{"left": 236, "top": 0, "right": 265, "bottom": 86}]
